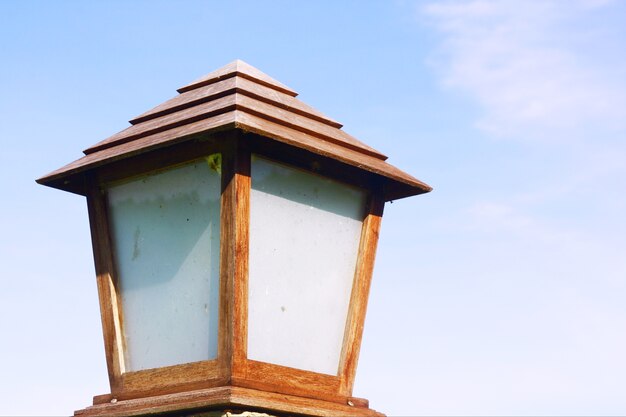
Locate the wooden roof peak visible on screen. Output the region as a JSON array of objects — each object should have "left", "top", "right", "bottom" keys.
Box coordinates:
[
  {"left": 84, "top": 65, "right": 386, "bottom": 160},
  {"left": 38, "top": 61, "right": 432, "bottom": 200},
  {"left": 128, "top": 76, "right": 341, "bottom": 129},
  {"left": 177, "top": 59, "right": 298, "bottom": 97}
]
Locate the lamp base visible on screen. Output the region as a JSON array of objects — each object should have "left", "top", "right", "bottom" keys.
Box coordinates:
[{"left": 74, "top": 386, "right": 385, "bottom": 417}]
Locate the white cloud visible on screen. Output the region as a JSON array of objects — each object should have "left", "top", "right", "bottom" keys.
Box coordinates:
[
  {"left": 422, "top": 0, "right": 626, "bottom": 139},
  {"left": 397, "top": 3, "right": 626, "bottom": 413}
]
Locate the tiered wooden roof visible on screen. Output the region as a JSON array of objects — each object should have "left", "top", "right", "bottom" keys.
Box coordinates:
[{"left": 38, "top": 60, "right": 431, "bottom": 199}]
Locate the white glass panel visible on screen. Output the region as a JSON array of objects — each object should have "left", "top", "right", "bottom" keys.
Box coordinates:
[
  {"left": 107, "top": 158, "right": 221, "bottom": 372},
  {"left": 248, "top": 156, "right": 366, "bottom": 375}
]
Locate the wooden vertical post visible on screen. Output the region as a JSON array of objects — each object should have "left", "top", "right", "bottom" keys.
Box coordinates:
[
  {"left": 338, "top": 192, "right": 385, "bottom": 395},
  {"left": 219, "top": 133, "right": 251, "bottom": 381},
  {"left": 86, "top": 175, "right": 125, "bottom": 393}
]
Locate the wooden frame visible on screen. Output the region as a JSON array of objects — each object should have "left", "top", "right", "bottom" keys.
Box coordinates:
[
  {"left": 87, "top": 133, "right": 231, "bottom": 401},
  {"left": 82, "top": 386, "right": 384, "bottom": 417},
  {"left": 35, "top": 61, "right": 434, "bottom": 417},
  {"left": 82, "top": 130, "right": 386, "bottom": 416}
]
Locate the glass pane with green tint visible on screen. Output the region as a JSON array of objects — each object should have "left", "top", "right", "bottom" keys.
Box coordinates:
[{"left": 107, "top": 157, "right": 221, "bottom": 372}]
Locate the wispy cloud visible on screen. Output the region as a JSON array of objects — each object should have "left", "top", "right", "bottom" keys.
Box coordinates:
[
  {"left": 421, "top": 0, "right": 626, "bottom": 139},
  {"left": 421, "top": 0, "right": 626, "bottom": 257}
]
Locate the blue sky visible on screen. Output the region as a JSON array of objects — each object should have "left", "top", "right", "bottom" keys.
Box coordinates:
[{"left": 1, "top": 1, "right": 625, "bottom": 415}]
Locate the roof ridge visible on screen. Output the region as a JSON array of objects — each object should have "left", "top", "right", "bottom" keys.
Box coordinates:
[
  {"left": 233, "top": 96, "right": 385, "bottom": 160},
  {"left": 84, "top": 93, "right": 386, "bottom": 160},
  {"left": 38, "top": 60, "right": 430, "bottom": 200},
  {"left": 128, "top": 78, "right": 341, "bottom": 128},
  {"left": 129, "top": 85, "right": 237, "bottom": 125},
  {"left": 85, "top": 97, "right": 237, "bottom": 155},
  {"left": 177, "top": 59, "right": 298, "bottom": 96}
]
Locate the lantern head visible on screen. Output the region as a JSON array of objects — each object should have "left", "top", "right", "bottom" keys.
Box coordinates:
[{"left": 37, "top": 60, "right": 431, "bottom": 417}]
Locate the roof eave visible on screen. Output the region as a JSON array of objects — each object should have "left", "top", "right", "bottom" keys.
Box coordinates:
[{"left": 36, "top": 122, "right": 431, "bottom": 200}]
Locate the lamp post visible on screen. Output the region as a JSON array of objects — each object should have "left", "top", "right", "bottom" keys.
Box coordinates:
[{"left": 37, "top": 60, "right": 431, "bottom": 417}]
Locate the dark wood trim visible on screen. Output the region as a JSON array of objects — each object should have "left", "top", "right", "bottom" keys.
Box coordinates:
[
  {"left": 218, "top": 138, "right": 236, "bottom": 379},
  {"left": 338, "top": 193, "right": 385, "bottom": 396},
  {"left": 83, "top": 130, "right": 386, "bottom": 407},
  {"left": 219, "top": 133, "right": 251, "bottom": 381},
  {"left": 234, "top": 360, "right": 343, "bottom": 402},
  {"left": 86, "top": 176, "right": 125, "bottom": 392},
  {"left": 92, "top": 141, "right": 233, "bottom": 396},
  {"left": 244, "top": 132, "right": 381, "bottom": 192},
  {"left": 78, "top": 386, "right": 383, "bottom": 417},
  {"left": 113, "top": 360, "right": 224, "bottom": 401},
  {"left": 95, "top": 133, "right": 225, "bottom": 186},
  {"left": 233, "top": 137, "right": 251, "bottom": 378}
]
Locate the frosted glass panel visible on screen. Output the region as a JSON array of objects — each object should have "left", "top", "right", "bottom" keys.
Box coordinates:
[
  {"left": 107, "top": 159, "right": 221, "bottom": 372},
  {"left": 248, "top": 156, "right": 366, "bottom": 375}
]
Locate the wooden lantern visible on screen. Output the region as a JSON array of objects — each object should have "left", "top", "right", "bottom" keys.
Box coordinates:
[{"left": 37, "top": 60, "right": 431, "bottom": 417}]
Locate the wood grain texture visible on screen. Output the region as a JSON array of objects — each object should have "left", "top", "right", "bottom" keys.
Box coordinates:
[
  {"left": 244, "top": 133, "right": 381, "bottom": 192},
  {"left": 86, "top": 93, "right": 380, "bottom": 160},
  {"left": 38, "top": 115, "right": 238, "bottom": 187},
  {"left": 94, "top": 136, "right": 224, "bottom": 186},
  {"left": 129, "top": 77, "right": 238, "bottom": 126},
  {"left": 129, "top": 76, "right": 340, "bottom": 128},
  {"left": 38, "top": 61, "right": 432, "bottom": 417},
  {"left": 219, "top": 136, "right": 251, "bottom": 380},
  {"left": 76, "top": 386, "right": 385, "bottom": 417},
  {"left": 219, "top": 142, "right": 236, "bottom": 378},
  {"left": 37, "top": 61, "right": 431, "bottom": 200},
  {"left": 88, "top": 167, "right": 228, "bottom": 399},
  {"left": 236, "top": 94, "right": 381, "bottom": 159},
  {"left": 234, "top": 112, "right": 431, "bottom": 199},
  {"left": 87, "top": 95, "right": 237, "bottom": 154},
  {"left": 86, "top": 176, "right": 125, "bottom": 391},
  {"left": 85, "top": 141, "right": 381, "bottom": 406},
  {"left": 38, "top": 111, "right": 430, "bottom": 201},
  {"left": 338, "top": 194, "right": 385, "bottom": 396},
  {"left": 237, "top": 360, "right": 341, "bottom": 401},
  {"left": 120, "top": 360, "right": 222, "bottom": 396},
  {"left": 38, "top": 60, "right": 431, "bottom": 201},
  {"left": 232, "top": 143, "right": 251, "bottom": 379},
  {"left": 177, "top": 59, "right": 297, "bottom": 96}
]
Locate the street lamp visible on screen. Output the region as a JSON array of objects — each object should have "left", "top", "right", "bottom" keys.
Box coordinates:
[{"left": 37, "top": 60, "right": 431, "bottom": 417}]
